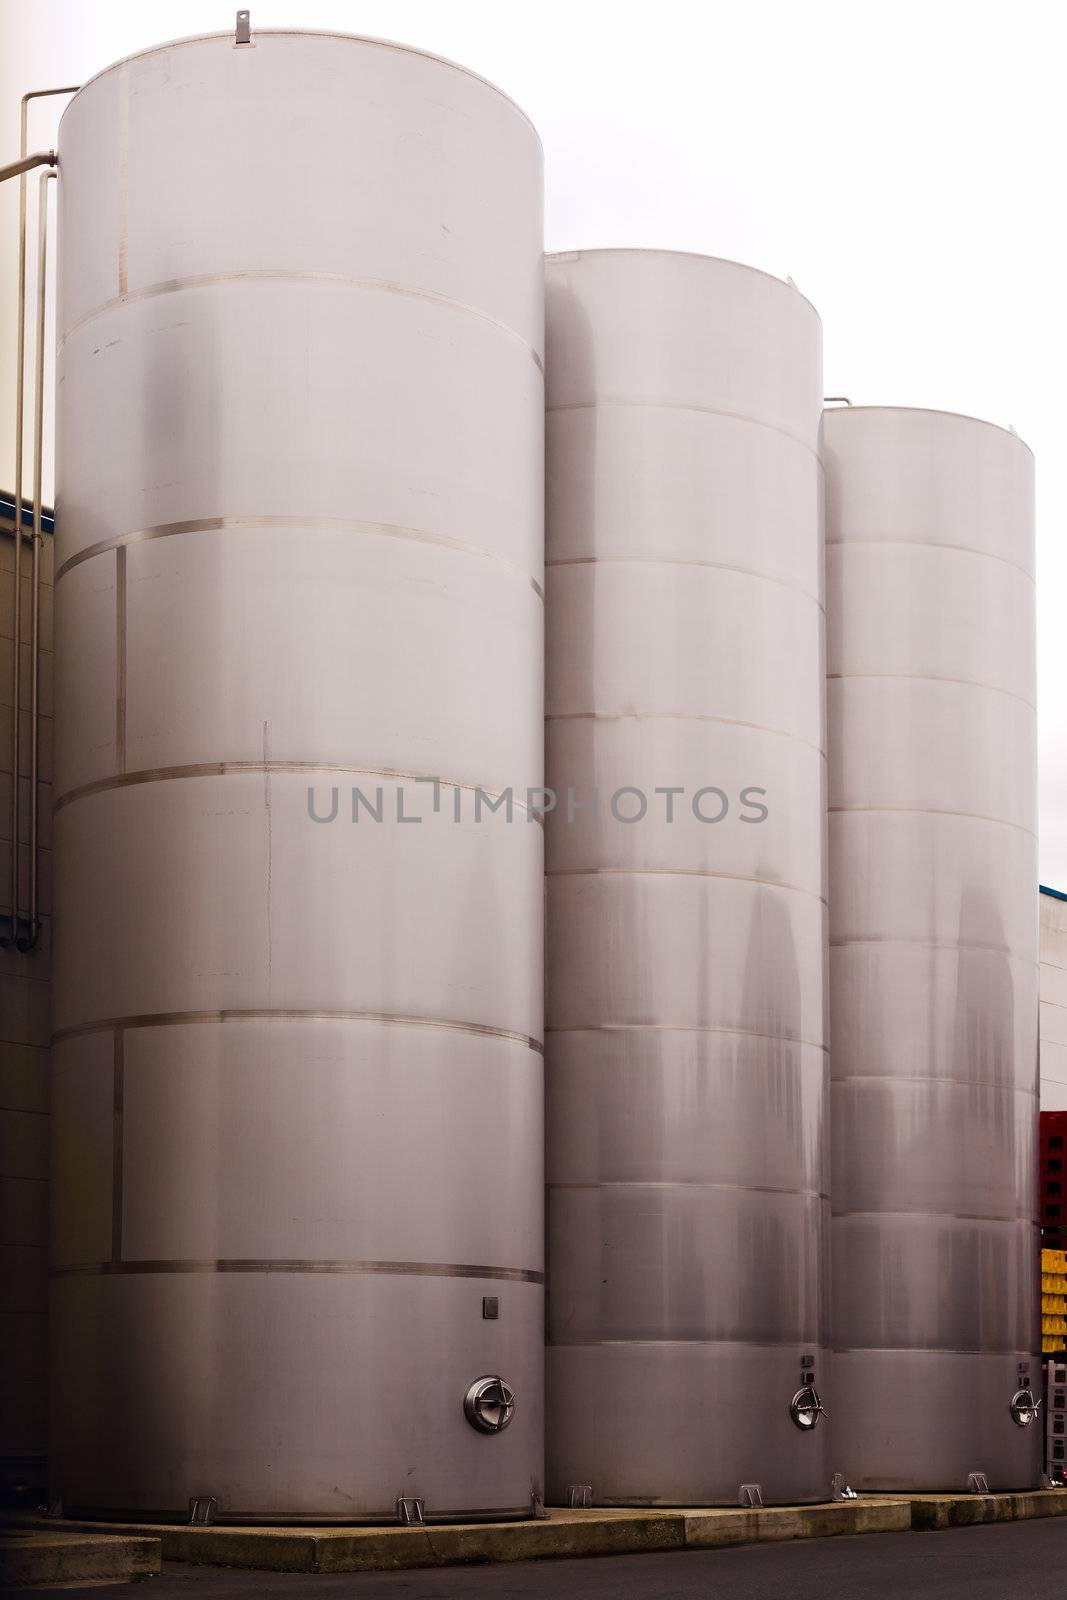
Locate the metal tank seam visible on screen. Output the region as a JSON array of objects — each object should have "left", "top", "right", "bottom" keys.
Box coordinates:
[
  {"left": 828, "top": 805, "right": 1037, "bottom": 839},
  {"left": 114, "top": 547, "right": 126, "bottom": 771},
  {"left": 547, "top": 1023, "right": 827, "bottom": 1052},
  {"left": 832, "top": 1348, "right": 1040, "bottom": 1359},
  {"left": 826, "top": 535, "right": 1035, "bottom": 584},
  {"left": 547, "top": 709, "right": 826, "bottom": 759},
  {"left": 111, "top": 1029, "right": 123, "bottom": 1262},
  {"left": 548, "top": 865, "right": 827, "bottom": 906},
  {"left": 51, "top": 1258, "right": 545, "bottom": 1283},
  {"left": 546, "top": 1337, "right": 829, "bottom": 1349},
  {"left": 547, "top": 396, "right": 821, "bottom": 463},
  {"left": 833, "top": 1073, "right": 1038, "bottom": 1092},
  {"left": 52, "top": 762, "right": 546, "bottom": 820},
  {"left": 833, "top": 1208, "right": 1039, "bottom": 1223},
  {"left": 827, "top": 671, "right": 1036, "bottom": 711},
  {"left": 52, "top": 1008, "right": 544, "bottom": 1053},
  {"left": 549, "top": 1180, "right": 830, "bottom": 1199},
  {"left": 546, "top": 555, "right": 823, "bottom": 612},
  {"left": 53, "top": 515, "right": 545, "bottom": 596},
  {"left": 58, "top": 271, "right": 545, "bottom": 371},
  {"left": 829, "top": 937, "right": 1038, "bottom": 963}
]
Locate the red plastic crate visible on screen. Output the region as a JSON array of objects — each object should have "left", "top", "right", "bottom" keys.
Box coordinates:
[{"left": 1041, "top": 1112, "right": 1067, "bottom": 1229}]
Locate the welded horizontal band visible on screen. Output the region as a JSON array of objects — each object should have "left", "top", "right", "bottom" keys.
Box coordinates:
[
  {"left": 549, "top": 865, "right": 826, "bottom": 906},
  {"left": 547, "top": 554, "right": 822, "bottom": 611},
  {"left": 550, "top": 1180, "right": 829, "bottom": 1201},
  {"left": 829, "top": 804, "right": 1037, "bottom": 839},
  {"left": 53, "top": 1008, "right": 543, "bottom": 1053},
  {"left": 546, "top": 1022, "right": 827, "bottom": 1053},
  {"left": 54, "top": 514, "right": 544, "bottom": 597},
  {"left": 61, "top": 269, "right": 545, "bottom": 373},
  {"left": 51, "top": 1258, "right": 544, "bottom": 1284},
  {"left": 832, "top": 1345, "right": 1038, "bottom": 1357},
  {"left": 827, "top": 534, "right": 1035, "bottom": 584},
  {"left": 830, "top": 937, "right": 1037, "bottom": 965},
  {"left": 547, "top": 1337, "right": 828, "bottom": 1350},
  {"left": 547, "top": 396, "right": 820, "bottom": 462},
  {"left": 833, "top": 1073, "right": 1037, "bottom": 1095},
  {"left": 833, "top": 1207, "right": 1038, "bottom": 1224},
  {"left": 53, "top": 761, "right": 543, "bottom": 819},
  {"left": 827, "top": 670, "right": 1036, "bottom": 711},
  {"left": 547, "top": 709, "right": 826, "bottom": 759}
]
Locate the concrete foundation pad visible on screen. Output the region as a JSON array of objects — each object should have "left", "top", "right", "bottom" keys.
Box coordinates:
[
  {"left": 6, "top": 1491, "right": 1067, "bottom": 1574},
  {"left": 0, "top": 1528, "right": 161, "bottom": 1589},
  {"left": 5, "top": 1501, "right": 907, "bottom": 1573},
  {"left": 908, "top": 1489, "right": 1067, "bottom": 1531}
]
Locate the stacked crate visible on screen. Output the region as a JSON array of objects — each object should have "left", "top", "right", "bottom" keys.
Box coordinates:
[
  {"left": 1043, "top": 1248, "right": 1067, "bottom": 1355},
  {"left": 1040, "top": 1111, "right": 1067, "bottom": 1247},
  {"left": 1040, "top": 1114, "right": 1067, "bottom": 1357}
]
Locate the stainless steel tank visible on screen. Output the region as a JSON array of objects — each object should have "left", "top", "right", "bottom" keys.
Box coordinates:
[
  {"left": 50, "top": 29, "right": 544, "bottom": 1520},
  {"left": 824, "top": 406, "right": 1041, "bottom": 1491},
  {"left": 544, "top": 249, "right": 829, "bottom": 1505}
]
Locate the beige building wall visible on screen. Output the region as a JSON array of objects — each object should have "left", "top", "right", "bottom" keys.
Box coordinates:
[{"left": 1041, "top": 886, "right": 1067, "bottom": 1112}]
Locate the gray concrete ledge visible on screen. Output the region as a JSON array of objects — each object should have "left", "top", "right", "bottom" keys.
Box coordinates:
[
  {"left": 908, "top": 1490, "right": 1067, "bottom": 1530},
  {"left": 0, "top": 1528, "right": 161, "bottom": 1588},
  {"left": 3, "top": 1501, "right": 911, "bottom": 1573},
  {"left": 6, "top": 1491, "right": 1067, "bottom": 1575}
]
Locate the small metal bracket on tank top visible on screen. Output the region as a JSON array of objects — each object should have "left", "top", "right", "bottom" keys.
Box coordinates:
[
  {"left": 738, "top": 1483, "right": 764, "bottom": 1508},
  {"left": 235, "top": 11, "right": 252, "bottom": 46}
]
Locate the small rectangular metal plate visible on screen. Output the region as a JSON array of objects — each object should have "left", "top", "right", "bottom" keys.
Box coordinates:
[{"left": 482, "top": 1296, "right": 499, "bottom": 1320}]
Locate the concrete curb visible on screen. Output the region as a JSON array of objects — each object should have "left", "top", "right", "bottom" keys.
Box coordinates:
[
  {"left": 908, "top": 1489, "right": 1067, "bottom": 1531},
  {"left": 6, "top": 1490, "right": 1067, "bottom": 1575},
  {"left": 4, "top": 1500, "right": 911, "bottom": 1573},
  {"left": 0, "top": 1529, "right": 161, "bottom": 1589}
]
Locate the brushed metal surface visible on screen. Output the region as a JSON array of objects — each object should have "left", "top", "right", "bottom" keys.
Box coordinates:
[
  {"left": 824, "top": 406, "right": 1040, "bottom": 1491},
  {"left": 50, "top": 1272, "right": 544, "bottom": 1521},
  {"left": 544, "top": 250, "right": 828, "bottom": 1504},
  {"left": 51, "top": 31, "right": 543, "bottom": 1518}
]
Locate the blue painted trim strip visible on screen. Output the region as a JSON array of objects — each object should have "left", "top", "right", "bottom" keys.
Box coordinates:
[
  {"left": 0, "top": 492, "right": 55, "bottom": 535},
  {"left": 1041, "top": 884, "right": 1067, "bottom": 902}
]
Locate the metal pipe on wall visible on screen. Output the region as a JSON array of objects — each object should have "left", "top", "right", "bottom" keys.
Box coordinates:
[
  {"left": 28, "top": 168, "right": 55, "bottom": 947},
  {"left": 824, "top": 405, "right": 1041, "bottom": 1491},
  {"left": 543, "top": 249, "right": 829, "bottom": 1505},
  {"left": 3, "top": 84, "right": 76, "bottom": 949}
]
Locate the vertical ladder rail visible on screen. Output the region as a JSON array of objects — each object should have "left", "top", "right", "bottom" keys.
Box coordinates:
[
  {"left": 28, "top": 168, "right": 55, "bottom": 948},
  {"left": 3, "top": 85, "right": 77, "bottom": 948}
]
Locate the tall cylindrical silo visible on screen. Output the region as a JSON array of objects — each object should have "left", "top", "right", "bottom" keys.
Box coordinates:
[
  {"left": 824, "top": 406, "right": 1041, "bottom": 1490},
  {"left": 50, "top": 29, "right": 544, "bottom": 1520},
  {"left": 544, "top": 250, "right": 829, "bottom": 1504}
]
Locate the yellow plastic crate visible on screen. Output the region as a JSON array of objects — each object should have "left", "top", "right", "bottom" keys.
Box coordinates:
[
  {"left": 1044, "top": 1295, "right": 1067, "bottom": 1314},
  {"left": 1042, "top": 1273, "right": 1067, "bottom": 1294},
  {"left": 1042, "top": 1314, "right": 1067, "bottom": 1334},
  {"left": 1043, "top": 1248, "right": 1067, "bottom": 1273}
]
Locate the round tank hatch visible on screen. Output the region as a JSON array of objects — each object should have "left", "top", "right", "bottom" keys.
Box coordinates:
[
  {"left": 464, "top": 1376, "right": 516, "bottom": 1433},
  {"left": 1010, "top": 1388, "right": 1040, "bottom": 1428},
  {"left": 789, "top": 1387, "right": 826, "bottom": 1431}
]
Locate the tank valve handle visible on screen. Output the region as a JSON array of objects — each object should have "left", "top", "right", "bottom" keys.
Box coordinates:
[{"left": 235, "top": 10, "right": 252, "bottom": 46}]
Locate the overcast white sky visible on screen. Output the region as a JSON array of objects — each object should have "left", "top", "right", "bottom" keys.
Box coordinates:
[{"left": 2, "top": 0, "right": 1063, "bottom": 885}]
